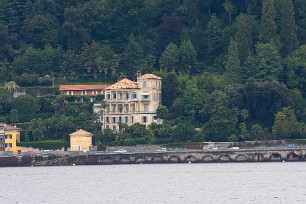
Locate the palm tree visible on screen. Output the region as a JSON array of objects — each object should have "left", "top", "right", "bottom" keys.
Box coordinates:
[
  {"left": 223, "top": 0, "right": 235, "bottom": 24},
  {"left": 5, "top": 81, "right": 19, "bottom": 109},
  {"left": 101, "top": 99, "right": 107, "bottom": 131}
]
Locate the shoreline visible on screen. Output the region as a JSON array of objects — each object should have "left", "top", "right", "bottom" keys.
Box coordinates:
[{"left": 1, "top": 148, "right": 305, "bottom": 167}]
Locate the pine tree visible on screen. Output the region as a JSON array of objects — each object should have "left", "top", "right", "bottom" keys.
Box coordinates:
[
  {"left": 159, "top": 43, "right": 179, "bottom": 72},
  {"left": 259, "top": 0, "right": 280, "bottom": 48},
  {"left": 276, "top": 0, "right": 299, "bottom": 57},
  {"left": 226, "top": 38, "right": 241, "bottom": 83},
  {"left": 244, "top": 43, "right": 282, "bottom": 81},
  {"left": 234, "top": 14, "right": 255, "bottom": 62},
  {"left": 205, "top": 14, "right": 224, "bottom": 59},
  {"left": 237, "top": 34, "right": 250, "bottom": 64}
]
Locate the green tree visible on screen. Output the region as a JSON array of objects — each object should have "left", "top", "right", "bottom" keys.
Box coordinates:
[
  {"left": 32, "top": 129, "right": 44, "bottom": 141},
  {"left": 13, "top": 45, "right": 64, "bottom": 75},
  {"left": 244, "top": 79, "right": 289, "bottom": 126},
  {"left": 178, "top": 40, "right": 198, "bottom": 74},
  {"left": 159, "top": 43, "right": 179, "bottom": 71},
  {"left": 250, "top": 124, "right": 267, "bottom": 140},
  {"left": 259, "top": 0, "right": 280, "bottom": 47},
  {"left": 226, "top": 38, "right": 241, "bottom": 83},
  {"left": 14, "top": 94, "right": 40, "bottom": 114},
  {"left": 103, "top": 128, "right": 115, "bottom": 146},
  {"left": 120, "top": 35, "right": 144, "bottom": 77},
  {"left": 172, "top": 122, "right": 196, "bottom": 141},
  {"left": 9, "top": 109, "right": 18, "bottom": 124},
  {"left": 125, "top": 123, "right": 150, "bottom": 139},
  {"left": 157, "top": 13, "right": 183, "bottom": 50},
  {"left": 22, "top": 14, "right": 59, "bottom": 48},
  {"left": 202, "top": 92, "right": 238, "bottom": 141},
  {"left": 286, "top": 45, "right": 306, "bottom": 96},
  {"left": 205, "top": 14, "right": 224, "bottom": 59},
  {"left": 275, "top": 0, "right": 299, "bottom": 57},
  {"left": 5, "top": 81, "right": 19, "bottom": 109},
  {"left": 156, "top": 105, "right": 169, "bottom": 120},
  {"left": 234, "top": 13, "right": 256, "bottom": 62},
  {"left": 272, "top": 107, "right": 299, "bottom": 139},
  {"left": 162, "top": 72, "right": 181, "bottom": 109},
  {"left": 223, "top": 0, "right": 235, "bottom": 24},
  {"left": 62, "top": 6, "right": 91, "bottom": 51},
  {"left": 244, "top": 43, "right": 282, "bottom": 81}
]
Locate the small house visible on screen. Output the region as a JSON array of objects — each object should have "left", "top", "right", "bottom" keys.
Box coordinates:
[
  {"left": 0, "top": 123, "right": 21, "bottom": 153},
  {"left": 69, "top": 129, "right": 93, "bottom": 152}
]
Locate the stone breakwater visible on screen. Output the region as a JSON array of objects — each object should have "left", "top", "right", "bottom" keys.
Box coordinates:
[{"left": 1, "top": 148, "right": 306, "bottom": 167}]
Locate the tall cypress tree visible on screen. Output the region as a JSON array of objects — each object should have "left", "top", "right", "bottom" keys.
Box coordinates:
[
  {"left": 277, "top": 0, "right": 299, "bottom": 57},
  {"left": 226, "top": 38, "right": 241, "bottom": 84},
  {"left": 259, "top": 0, "right": 280, "bottom": 48},
  {"left": 205, "top": 14, "right": 224, "bottom": 60},
  {"left": 234, "top": 14, "right": 254, "bottom": 63}
]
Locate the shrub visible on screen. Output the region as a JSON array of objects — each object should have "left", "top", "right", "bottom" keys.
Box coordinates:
[
  {"left": 14, "top": 73, "right": 39, "bottom": 86},
  {"left": 18, "top": 140, "right": 69, "bottom": 150},
  {"left": 18, "top": 113, "right": 53, "bottom": 123}
]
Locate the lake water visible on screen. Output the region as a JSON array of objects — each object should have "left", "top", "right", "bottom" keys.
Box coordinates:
[{"left": 0, "top": 162, "right": 306, "bottom": 204}]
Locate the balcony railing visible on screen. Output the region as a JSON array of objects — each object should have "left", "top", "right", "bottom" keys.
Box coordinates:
[
  {"left": 104, "top": 111, "right": 155, "bottom": 114},
  {"left": 106, "top": 98, "right": 139, "bottom": 102}
]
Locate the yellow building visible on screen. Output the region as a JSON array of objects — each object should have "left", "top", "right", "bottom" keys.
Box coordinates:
[
  {"left": 0, "top": 123, "right": 21, "bottom": 153},
  {"left": 94, "top": 73, "right": 162, "bottom": 132},
  {"left": 69, "top": 129, "right": 93, "bottom": 152}
]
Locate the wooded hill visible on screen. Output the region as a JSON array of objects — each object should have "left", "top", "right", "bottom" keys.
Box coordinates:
[{"left": 0, "top": 0, "right": 306, "bottom": 146}]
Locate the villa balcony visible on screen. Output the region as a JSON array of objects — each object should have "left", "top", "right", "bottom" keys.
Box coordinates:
[{"left": 106, "top": 98, "right": 139, "bottom": 103}]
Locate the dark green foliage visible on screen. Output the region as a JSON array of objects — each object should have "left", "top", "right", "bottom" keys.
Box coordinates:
[
  {"left": 243, "top": 43, "right": 282, "bottom": 81},
  {"left": 157, "top": 13, "right": 183, "bottom": 50},
  {"left": 226, "top": 38, "right": 241, "bottom": 83},
  {"left": 244, "top": 78, "right": 289, "bottom": 126},
  {"left": 205, "top": 14, "right": 224, "bottom": 60},
  {"left": 0, "top": 0, "right": 305, "bottom": 144},
  {"left": 275, "top": 0, "right": 299, "bottom": 56},
  {"left": 202, "top": 91, "right": 238, "bottom": 141},
  {"left": 178, "top": 40, "right": 198, "bottom": 73},
  {"left": 286, "top": 45, "right": 306, "bottom": 96},
  {"left": 159, "top": 43, "right": 179, "bottom": 71},
  {"left": 272, "top": 106, "right": 300, "bottom": 139},
  {"left": 162, "top": 72, "right": 180, "bottom": 108},
  {"left": 14, "top": 94, "right": 40, "bottom": 114},
  {"left": 18, "top": 113, "right": 53, "bottom": 123},
  {"left": 121, "top": 138, "right": 148, "bottom": 146},
  {"left": 22, "top": 14, "right": 59, "bottom": 48},
  {"left": 18, "top": 140, "right": 69, "bottom": 150},
  {"left": 173, "top": 122, "right": 196, "bottom": 141},
  {"left": 259, "top": 0, "right": 280, "bottom": 47},
  {"left": 156, "top": 105, "right": 169, "bottom": 120}
]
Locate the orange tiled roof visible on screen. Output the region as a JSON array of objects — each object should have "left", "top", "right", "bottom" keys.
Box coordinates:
[
  {"left": 59, "top": 84, "right": 108, "bottom": 91},
  {"left": 138, "top": 74, "right": 161, "bottom": 79},
  {"left": 0, "top": 123, "right": 20, "bottom": 131},
  {"left": 106, "top": 78, "right": 139, "bottom": 90},
  {"left": 69, "top": 129, "right": 93, "bottom": 137}
]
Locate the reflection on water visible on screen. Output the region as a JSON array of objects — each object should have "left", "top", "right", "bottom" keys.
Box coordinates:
[{"left": 0, "top": 163, "right": 306, "bottom": 204}]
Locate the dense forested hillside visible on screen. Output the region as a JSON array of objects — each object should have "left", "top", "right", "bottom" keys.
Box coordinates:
[{"left": 0, "top": 0, "right": 306, "bottom": 146}]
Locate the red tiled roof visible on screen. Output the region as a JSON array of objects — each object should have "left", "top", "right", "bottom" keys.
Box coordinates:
[
  {"left": 59, "top": 84, "right": 109, "bottom": 91},
  {"left": 106, "top": 78, "right": 139, "bottom": 90},
  {"left": 0, "top": 123, "right": 20, "bottom": 131},
  {"left": 138, "top": 74, "right": 161, "bottom": 79}
]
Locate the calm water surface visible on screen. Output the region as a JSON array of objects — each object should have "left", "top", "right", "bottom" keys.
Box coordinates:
[{"left": 0, "top": 162, "right": 306, "bottom": 204}]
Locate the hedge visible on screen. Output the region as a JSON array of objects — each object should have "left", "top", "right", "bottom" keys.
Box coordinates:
[
  {"left": 18, "top": 113, "right": 53, "bottom": 123},
  {"left": 18, "top": 140, "right": 69, "bottom": 150},
  {"left": 122, "top": 138, "right": 148, "bottom": 146}
]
